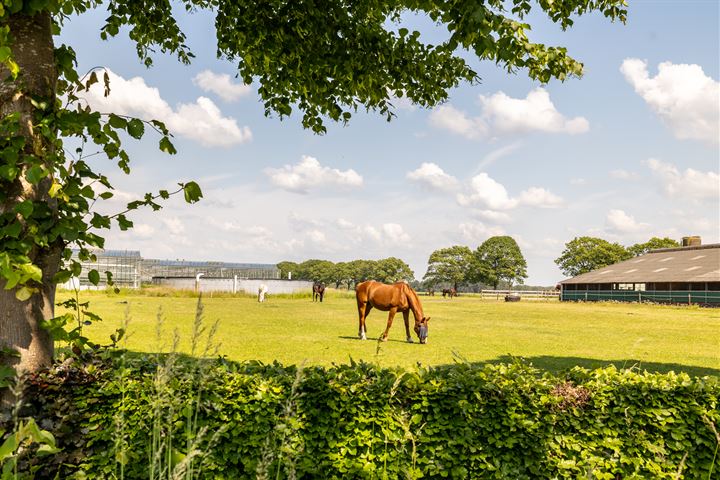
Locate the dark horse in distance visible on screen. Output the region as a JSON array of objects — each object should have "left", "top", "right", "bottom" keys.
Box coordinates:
[
  {"left": 312, "top": 282, "right": 325, "bottom": 302},
  {"left": 442, "top": 287, "right": 457, "bottom": 298},
  {"left": 355, "top": 281, "right": 430, "bottom": 344}
]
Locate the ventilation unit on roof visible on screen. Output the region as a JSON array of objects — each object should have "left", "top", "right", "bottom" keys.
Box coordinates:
[{"left": 682, "top": 236, "right": 701, "bottom": 247}]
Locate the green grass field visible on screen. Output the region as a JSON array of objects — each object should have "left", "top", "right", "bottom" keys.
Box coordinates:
[{"left": 59, "top": 289, "right": 720, "bottom": 377}]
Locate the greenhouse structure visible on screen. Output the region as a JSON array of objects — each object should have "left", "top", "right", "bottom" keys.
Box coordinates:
[{"left": 60, "top": 249, "right": 279, "bottom": 290}]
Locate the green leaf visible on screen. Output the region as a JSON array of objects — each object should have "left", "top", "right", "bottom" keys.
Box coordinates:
[
  {"left": 183, "top": 181, "right": 203, "bottom": 203},
  {"left": 25, "top": 165, "right": 45, "bottom": 184},
  {"left": 88, "top": 269, "right": 100, "bottom": 286},
  {"left": 13, "top": 200, "right": 33, "bottom": 218},
  {"left": 126, "top": 118, "right": 145, "bottom": 139},
  {"left": 116, "top": 214, "right": 133, "bottom": 231},
  {"left": 0, "top": 46, "right": 11, "bottom": 63},
  {"left": 108, "top": 114, "right": 127, "bottom": 129},
  {"left": 15, "top": 286, "right": 34, "bottom": 301},
  {"left": 0, "top": 433, "right": 18, "bottom": 461},
  {"left": 159, "top": 136, "right": 176, "bottom": 154}
]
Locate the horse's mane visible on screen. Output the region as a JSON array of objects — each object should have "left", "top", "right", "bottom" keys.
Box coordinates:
[{"left": 400, "top": 283, "right": 424, "bottom": 320}]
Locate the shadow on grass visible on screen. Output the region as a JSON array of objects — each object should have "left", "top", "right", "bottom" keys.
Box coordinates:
[
  {"left": 337, "top": 335, "right": 419, "bottom": 344},
  {"left": 482, "top": 354, "right": 720, "bottom": 378}
]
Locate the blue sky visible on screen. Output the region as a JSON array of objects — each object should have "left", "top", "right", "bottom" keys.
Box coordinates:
[{"left": 61, "top": 1, "right": 719, "bottom": 285}]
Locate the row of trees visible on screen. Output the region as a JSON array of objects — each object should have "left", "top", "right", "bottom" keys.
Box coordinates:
[
  {"left": 277, "top": 258, "right": 414, "bottom": 289},
  {"left": 282, "top": 236, "right": 680, "bottom": 293},
  {"left": 555, "top": 236, "right": 680, "bottom": 277},
  {"left": 424, "top": 236, "right": 528, "bottom": 291}
]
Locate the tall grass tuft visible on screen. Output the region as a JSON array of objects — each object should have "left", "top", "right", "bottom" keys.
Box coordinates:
[{"left": 112, "top": 297, "right": 224, "bottom": 480}]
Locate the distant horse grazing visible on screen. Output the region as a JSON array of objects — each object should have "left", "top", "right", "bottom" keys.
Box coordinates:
[
  {"left": 427, "top": 289, "right": 435, "bottom": 296},
  {"left": 442, "top": 288, "right": 457, "bottom": 298},
  {"left": 355, "top": 281, "right": 430, "bottom": 344},
  {"left": 258, "top": 284, "right": 268, "bottom": 302},
  {"left": 313, "top": 283, "right": 326, "bottom": 302}
]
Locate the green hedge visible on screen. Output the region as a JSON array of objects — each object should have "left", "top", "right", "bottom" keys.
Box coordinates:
[{"left": 11, "top": 356, "right": 720, "bottom": 479}]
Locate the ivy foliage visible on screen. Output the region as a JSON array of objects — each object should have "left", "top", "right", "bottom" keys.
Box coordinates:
[{"left": 12, "top": 358, "right": 720, "bottom": 479}]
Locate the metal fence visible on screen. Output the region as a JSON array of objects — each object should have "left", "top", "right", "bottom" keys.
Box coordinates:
[{"left": 561, "top": 290, "right": 720, "bottom": 305}]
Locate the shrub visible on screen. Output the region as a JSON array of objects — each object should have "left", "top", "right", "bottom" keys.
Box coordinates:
[{"left": 6, "top": 357, "right": 720, "bottom": 479}]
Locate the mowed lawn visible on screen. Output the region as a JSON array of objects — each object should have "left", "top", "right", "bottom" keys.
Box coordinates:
[{"left": 59, "top": 290, "right": 720, "bottom": 376}]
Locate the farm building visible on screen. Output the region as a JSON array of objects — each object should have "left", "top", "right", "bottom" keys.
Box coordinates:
[{"left": 559, "top": 240, "right": 720, "bottom": 305}]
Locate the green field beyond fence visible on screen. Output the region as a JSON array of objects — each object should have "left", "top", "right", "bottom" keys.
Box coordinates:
[{"left": 59, "top": 289, "right": 720, "bottom": 377}]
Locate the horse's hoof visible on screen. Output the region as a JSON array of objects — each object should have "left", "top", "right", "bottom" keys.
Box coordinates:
[
  {"left": 406, "top": 338, "right": 414, "bottom": 343},
  {"left": 381, "top": 337, "right": 388, "bottom": 342}
]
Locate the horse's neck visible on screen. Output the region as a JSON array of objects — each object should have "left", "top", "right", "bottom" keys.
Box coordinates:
[{"left": 404, "top": 287, "right": 423, "bottom": 321}]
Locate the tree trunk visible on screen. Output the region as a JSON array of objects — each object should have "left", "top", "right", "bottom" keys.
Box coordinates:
[{"left": 0, "top": 11, "right": 59, "bottom": 374}]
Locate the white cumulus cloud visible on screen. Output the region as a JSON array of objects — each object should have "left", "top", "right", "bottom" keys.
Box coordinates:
[
  {"left": 457, "top": 173, "right": 518, "bottom": 210},
  {"left": 192, "top": 70, "right": 252, "bottom": 102},
  {"left": 382, "top": 223, "right": 411, "bottom": 243},
  {"left": 621, "top": 58, "right": 719, "bottom": 145},
  {"left": 458, "top": 222, "right": 506, "bottom": 243},
  {"left": 265, "top": 155, "right": 363, "bottom": 194},
  {"left": 83, "top": 69, "right": 252, "bottom": 147},
  {"left": 606, "top": 209, "right": 649, "bottom": 233},
  {"left": 517, "top": 187, "right": 563, "bottom": 208},
  {"left": 645, "top": 158, "right": 719, "bottom": 201},
  {"left": 406, "top": 163, "right": 459, "bottom": 192},
  {"left": 457, "top": 173, "right": 563, "bottom": 210},
  {"left": 429, "top": 88, "right": 589, "bottom": 139}
]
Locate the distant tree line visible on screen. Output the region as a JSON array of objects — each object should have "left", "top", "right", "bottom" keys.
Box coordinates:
[
  {"left": 278, "top": 236, "right": 680, "bottom": 292},
  {"left": 554, "top": 236, "right": 680, "bottom": 277},
  {"left": 423, "top": 236, "right": 528, "bottom": 292},
  {"left": 277, "top": 257, "right": 414, "bottom": 289}
]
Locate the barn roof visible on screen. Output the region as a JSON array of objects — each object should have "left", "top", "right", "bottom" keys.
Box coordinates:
[{"left": 560, "top": 243, "right": 720, "bottom": 284}]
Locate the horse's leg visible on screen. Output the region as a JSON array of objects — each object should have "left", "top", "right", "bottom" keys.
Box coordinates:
[
  {"left": 357, "top": 301, "right": 369, "bottom": 340},
  {"left": 381, "top": 307, "right": 397, "bottom": 342},
  {"left": 403, "top": 310, "right": 413, "bottom": 343}
]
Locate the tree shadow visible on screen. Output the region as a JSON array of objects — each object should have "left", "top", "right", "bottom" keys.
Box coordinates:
[{"left": 481, "top": 354, "right": 720, "bottom": 378}]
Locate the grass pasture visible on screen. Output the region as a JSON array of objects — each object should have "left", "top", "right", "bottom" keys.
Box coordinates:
[{"left": 60, "top": 289, "right": 720, "bottom": 377}]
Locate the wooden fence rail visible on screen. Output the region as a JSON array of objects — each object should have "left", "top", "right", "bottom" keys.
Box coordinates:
[{"left": 478, "top": 289, "right": 560, "bottom": 300}]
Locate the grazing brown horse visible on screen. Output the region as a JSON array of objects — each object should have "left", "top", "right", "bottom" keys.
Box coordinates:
[
  {"left": 313, "top": 283, "right": 325, "bottom": 302},
  {"left": 355, "top": 281, "right": 430, "bottom": 344},
  {"left": 442, "top": 287, "right": 457, "bottom": 298}
]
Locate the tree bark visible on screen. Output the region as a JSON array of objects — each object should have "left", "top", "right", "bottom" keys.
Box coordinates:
[{"left": 0, "top": 11, "right": 60, "bottom": 374}]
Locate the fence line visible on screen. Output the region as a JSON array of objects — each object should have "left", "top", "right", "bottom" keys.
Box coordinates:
[
  {"left": 561, "top": 290, "right": 720, "bottom": 304},
  {"left": 477, "top": 290, "right": 560, "bottom": 300}
]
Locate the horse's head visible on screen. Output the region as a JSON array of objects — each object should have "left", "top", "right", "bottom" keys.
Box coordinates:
[{"left": 414, "top": 317, "right": 430, "bottom": 344}]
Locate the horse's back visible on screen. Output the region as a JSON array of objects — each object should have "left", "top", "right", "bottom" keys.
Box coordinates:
[{"left": 356, "top": 281, "right": 408, "bottom": 310}]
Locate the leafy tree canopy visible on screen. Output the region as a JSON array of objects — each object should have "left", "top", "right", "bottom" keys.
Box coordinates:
[
  {"left": 555, "top": 236, "right": 631, "bottom": 277},
  {"left": 423, "top": 245, "right": 473, "bottom": 290},
  {"left": 627, "top": 237, "right": 679, "bottom": 257},
  {"left": 471, "top": 236, "right": 527, "bottom": 289}
]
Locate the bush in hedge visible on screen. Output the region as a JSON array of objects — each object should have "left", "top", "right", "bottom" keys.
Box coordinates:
[{"left": 6, "top": 355, "right": 719, "bottom": 479}]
